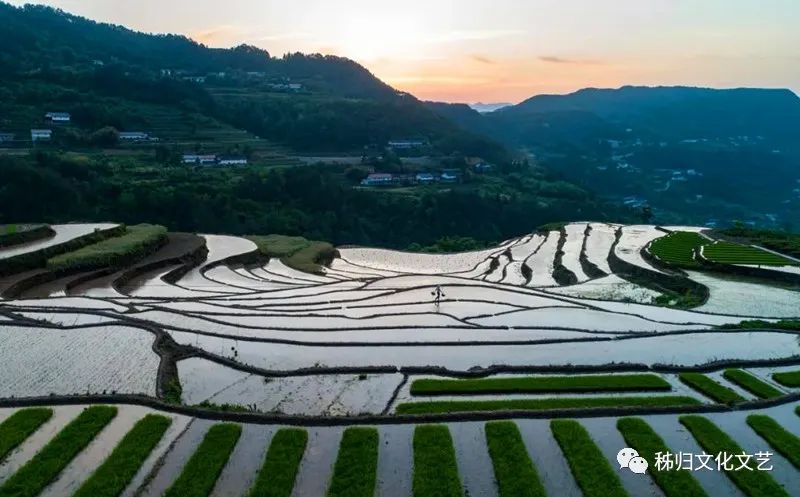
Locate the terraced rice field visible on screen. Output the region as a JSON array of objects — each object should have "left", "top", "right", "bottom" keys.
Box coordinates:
[
  {"left": 703, "top": 242, "right": 799, "bottom": 266},
  {"left": 649, "top": 231, "right": 709, "bottom": 267},
  {"left": 0, "top": 222, "right": 798, "bottom": 496}
]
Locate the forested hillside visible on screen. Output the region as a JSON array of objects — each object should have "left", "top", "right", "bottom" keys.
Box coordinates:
[
  {"left": 427, "top": 86, "right": 800, "bottom": 229},
  {"left": 0, "top": 2, "right": 506, "bottom": 158}
]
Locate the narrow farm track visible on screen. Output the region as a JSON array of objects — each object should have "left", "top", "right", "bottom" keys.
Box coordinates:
[{"left": 0, "top": 223, "right": 799, "bottom": 496}]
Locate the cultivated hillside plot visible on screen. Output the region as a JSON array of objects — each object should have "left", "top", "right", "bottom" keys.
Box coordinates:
[{"left": 0, "top": 222, "right": 798, "bottom": 497}]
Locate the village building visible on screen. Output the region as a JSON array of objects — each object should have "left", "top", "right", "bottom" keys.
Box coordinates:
[
  {"left": 45, "top": 112, "right": 70, "bottom": 123},
  {"left": 387, "top": 139, "right": 426, "bottom": 150},
  {"left": 31, "top": 129, "right": 52, "bottom": 141},
  {"left": 360, "top": 173, "right": 393, "bottom": 186},
  {"left": 218, "top": 156, "right": 248, "bottom": 166},
  {"left": 118, "top": 132, "right": 150, "bottom": 141},
  {"left": 415, "top": 172, "right": 436, "bottom": 184},
  {"left": 182, "top": 154, "right": 217, "bottom": 165},
  {"left": 440, "top": 169, "right": 462, "bottom": 183}
]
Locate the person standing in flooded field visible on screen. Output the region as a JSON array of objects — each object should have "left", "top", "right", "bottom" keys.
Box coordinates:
[{"left": 432, "top": 285, "right": 445, "bottom": 307}]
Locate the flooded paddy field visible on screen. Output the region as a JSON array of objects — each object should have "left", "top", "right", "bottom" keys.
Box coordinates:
[{"left": 0, "top": 223, "right": 798, "bottom": 496}]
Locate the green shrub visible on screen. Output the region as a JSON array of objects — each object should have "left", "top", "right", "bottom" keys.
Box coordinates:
[
  {"left": 485, "top": 422, "right": 547, "bottom": 497},
  {"left": 680, "top": 416, "right": 788, "bottom": 497},
  {"left": 678, "top": 373, "right": 744, "bottom": 405},
  {"left": 396, "top": 396, "right": 700, "bottom": 414},
  {"left": 163, "top": 377, "right": 183, "bottom": 404},
  {"left": 410, "top": 374, "right": 671, "bottom": 396},
  {"left": 247, "top": 235, "right": 335, "bottom": 274},
  {"left": 0, "top": 406, "right": 117, "bottom": 497},
  {"left": 0, "top": 409, "right": 53, "bottom": 462},
  {"left": 47, "top": 224, "right": 167, "bottom": 272},
  {"left": 617, "top": 417, "right": 708, "bottom": 497},
  {"left": 412, "top": 425, "right": 462, "bottom": 497},
  {"left": 164, "top": 423, "right": 242, "bottom": 497},
  {"left": 550, "top": 420, "right": 627, "bottom": 497},
  {"left": 746, "top": 415, "right": 800, "bottom": 470},
  {"left": 73, "top": 414, "right": 172, "bottom": 497},
  {"left": 722, "top": 370, "right": 782, "bottom": 399},
  {"left": 327, "top": 427, "right": 378, "bottom": 497},
  {"left": 249, "top": 429, "right": 307, "bottom": 497}
]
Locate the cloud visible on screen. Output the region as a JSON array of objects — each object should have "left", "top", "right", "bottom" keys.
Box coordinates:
[
  {"left": 191, "top": 25, "right": 243, "bottom": 44},
  {"left": 432, "top": 29, "right": 524, "bottom": 44},
  {"left": 255, "top": 32, "right": 312, "bottom": 42},
  {"left": 538, "top": 55, "right": 603, "bottom": 65},
  {"left": 471, "top": 54, "right": 497, "bottom": 65}
]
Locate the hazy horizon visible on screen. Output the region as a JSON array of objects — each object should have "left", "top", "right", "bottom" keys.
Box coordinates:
[{"left": 7, "top": 0, "right": 800, "bottom": 103}]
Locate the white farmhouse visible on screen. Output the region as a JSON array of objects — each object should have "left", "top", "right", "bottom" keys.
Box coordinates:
[
  {"left": 119, "top": 132, "right": 150, "bottom": 141},
  {"left": 45, "top": 112, "right": 71, "bottom": 123},
  {"left": 31, "top": 129, "right": 52, "bottom": 141},
  {"left": 218, "top": 156, "right": 248, "bottom": 166}
]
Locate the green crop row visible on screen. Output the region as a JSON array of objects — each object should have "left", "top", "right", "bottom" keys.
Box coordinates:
[
  {"left": 249, "top": 428, "right": 308, "bottom": 497},
  {"left": 412, "top": 425, "right": 462, "bottom": 497},
  {"left": 678, "top": 373, "right": 744, "bottom": 405},
  {"left": 722, "top": 370, "right": 783, "bottom": 399},
  {"left": 680, "top": 416, "right": 788, "bottom": 497},
  {"left": 702, "top": 242, "right": 797, "bottom": 266},
  {"left": 73, "top": 414, "right": 172, "bottom": 497},
  {"left": 746, "top": 415, "right": 800, "bottom": 470},
  {"left": 648, "top": 231, "right": 708, "bottom": 267},
  {"left": 0, "top": 409, "right": 53, "bottom": 463},
  {"left": 47, "top": 224, "right": 167, "bottom": 272},
  {"left": 327, "top": 428, "right": 379, "bottom": 497},
  {"left": 551, "top": 420, "right": 628, "bottom": 497},
  {"left": 396, "top": 396, "right": 700, "bottom": 414},
  {"left": 772, "top": 370, "right": 800, "bottom": 387},
  {"left": 0, "top": 406, "right": 117, "bottom": 497},
  {"left": 617, "top": 417, "right": 708, "bottom": 497},
  {"left": 485, "top": 422, "right": 547, "bottom": 497},
  {"left": 410, "top": 374, "right": 671, "bottom": 396},
  {"left": 164, "top": 423, "right": 242, "bottom": 497}
]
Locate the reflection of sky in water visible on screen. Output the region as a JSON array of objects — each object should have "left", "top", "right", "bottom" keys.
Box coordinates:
[{"left": 171, "top": 330, "right": 800, "bottom": 371}]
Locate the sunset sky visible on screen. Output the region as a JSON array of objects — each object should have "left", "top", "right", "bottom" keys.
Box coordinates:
[{"left": 8, "top": 0, "right": 800, "bottom": 103}]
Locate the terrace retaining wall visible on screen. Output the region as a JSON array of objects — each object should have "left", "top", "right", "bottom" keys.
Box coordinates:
[
  {"left": 1, "top": 390, "right": 798, "bottom": 427},
  {"left": 608, "top": 230, "right": 710, "bottom": 304},
  {"left": 0, "top": 224, "right": 125, "bottom": 277},
  {"left": 0, "top": 224, "right": 55, "bottom": 249},
  {"left": 697, "top": 256, "right": 800, "bottom": 286}
]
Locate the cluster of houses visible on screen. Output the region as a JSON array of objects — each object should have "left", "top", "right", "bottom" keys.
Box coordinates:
[
  {"left": 1, "top": 112, "right": 161, "bottom": 145},
  {"left": 387, "top": 139, "right": 428, "bottom": 150},
  {"left": 18, "top": 112, "right": 72, "bottom": 143},
  {"left": 181, "top": 154, "right": 249, "bottom": 166},
  {"left": 361, "top": 170, "right": 462, "bottom": 187}
]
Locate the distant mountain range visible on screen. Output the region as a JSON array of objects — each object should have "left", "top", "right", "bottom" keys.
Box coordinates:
[
  {"left": 426, "top": 85, "right": 800, "bottom": 228},
  {"left": 468, "top": 102, "right": 512, "bottom": 113},
  {"left": 431, "top": 86, "right": 800, "bottom": 148}
]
